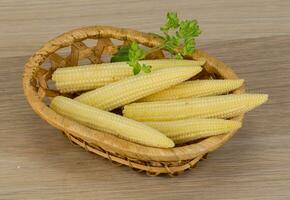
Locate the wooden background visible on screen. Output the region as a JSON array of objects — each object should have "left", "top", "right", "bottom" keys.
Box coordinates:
[{"left": 1, "top": 0, "right": 290, "bottom": 199}]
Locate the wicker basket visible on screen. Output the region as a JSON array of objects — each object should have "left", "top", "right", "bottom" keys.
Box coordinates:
[{"left": 23, "top": 26, "right": 245, "bottom": 176}]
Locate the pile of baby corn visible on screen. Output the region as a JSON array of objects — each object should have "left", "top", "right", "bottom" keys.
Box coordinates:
[{"left": 51, "top": 59, "right": 268, "bottom": 148}]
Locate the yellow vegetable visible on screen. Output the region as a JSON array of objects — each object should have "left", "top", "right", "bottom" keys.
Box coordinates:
[
  {"left": 75, "top": 66, "right": 202, "bottom": 111},
  {"left": 50, "top": 96, "right": 174, "bottom": 148},
  {"left": 145, "top": 118, "right": 241, "bottom": 144},
  {"left": 123, "top": 94, "right": 268, "bottom": 121},
  {"left": 52, "top": 59, "right": 205, "bottom": 93},
  {"left": 140, "top": 79, "right": 244, "bottom": 101}
]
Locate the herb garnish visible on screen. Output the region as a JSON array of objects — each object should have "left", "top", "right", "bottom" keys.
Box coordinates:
[{"left": 111, "top": 12, "right": 201, "bottom": 75}]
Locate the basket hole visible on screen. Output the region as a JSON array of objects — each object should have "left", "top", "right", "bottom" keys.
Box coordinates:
[
  {"left": 110, "top": 38, "right": 125, "bottom": 46},
  {"left": 82, "top": 39, "right": 97, "bottom": 48},
  {"left": 55, "top": 47, "right": 71, "bottom": 58},
  {"left": 43, "top": 96, "right": 51, "bottom": 106},
  {"left": 47, "top": 79, "right": 57, "bottom": 90},
  {"left": 78, "top": 58, "right": 92, "bottom": 65},
  {"left": 100, "top": 54, "right": 112, "bottom": 63},
  {"left": 211, "top": 72, "right": 223, "bottom": 80},
  {"left": 30, "top": 77, "right": 38, "bottom": 89},
  {"left": 41, "top": 58, "right": 52, "bottom": 70},
  {"left": 162, "top": 50, "right": 172, "bottom": 59}
]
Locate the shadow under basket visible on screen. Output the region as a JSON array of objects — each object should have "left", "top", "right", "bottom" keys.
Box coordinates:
[{"left": 23, "top": 26, "right": 245, "bottom": 176}]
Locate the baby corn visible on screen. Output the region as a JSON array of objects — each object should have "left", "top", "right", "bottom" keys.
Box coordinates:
[
  {"left": 50, "top": 96, "right": 174, "bottom": 148},
  {"left": 52, "top": 59, "right": 205, "bottom": 93},
  {"left": 75, "top": 66, "right": 202, "bottom": 111},
  {"left": 145, "top": 118, "right": 241, "bottom": 144},
  {"left": 123, "top": 93, "right": 268, "bottom": 121},
  {"left": 140, "top": 79, "right": 244, "bottom": 101}
]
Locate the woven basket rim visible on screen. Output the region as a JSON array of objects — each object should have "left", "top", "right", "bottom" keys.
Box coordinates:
[{"left": 23, "top": 26, "right": 245, "bottom": 164}]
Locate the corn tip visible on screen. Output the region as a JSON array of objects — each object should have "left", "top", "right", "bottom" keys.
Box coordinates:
[
  {"left": 166, "top": 138, "right": 175, "bottom": 148},
  {"left": 248, "top": 93, "right": 269, "bottom": 106},
  {"left": 229, "top": 120, "right": 242, "bottom": 129}
]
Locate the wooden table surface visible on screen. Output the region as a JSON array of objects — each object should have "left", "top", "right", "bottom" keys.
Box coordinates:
[{"left": 1, "top": 1, "right": 290, "bottom": 199}]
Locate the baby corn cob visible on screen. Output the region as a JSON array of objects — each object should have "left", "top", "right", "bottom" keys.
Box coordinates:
[
  {"left": 140, "top": 79, "right": 244, "bottom": 102},
  {"left": 52, "top": 59, "right": 205, "bottom": 93},
  {"left": 123, "top": 93, "right": 268, "bottom": 121},
  {"left": 50, "top": 96, "right": 174, "bottom": 148},
  {"left": 75, "top": 66, "right": 202, "bottom": 111},
  {"left": 145, "top": 118, "right": 241, "bottom": 144}
]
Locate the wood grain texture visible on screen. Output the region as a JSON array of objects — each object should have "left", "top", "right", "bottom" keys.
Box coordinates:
[
  {"left": 0, "top": 1, "right": 290, "bottom": 199},
  {"left": 1, "top": 0, "right": 290, "bottom": 58}
]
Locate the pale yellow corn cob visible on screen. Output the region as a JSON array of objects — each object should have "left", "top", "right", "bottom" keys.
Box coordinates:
[
  {"left": 140, "top": 79, "right": 244, "bottom": 102},
  {"left": 74, "top": 66, "right": 202, "bottom": 111},
  {"left": 145, "top": 118, "right": 241, "bottom": 144},
  {"left": 50, "top": 96, "right": 174, "bottom": 148},
  {"left": 123, "top": 94, "right": 268, "bottom": 121},
  {"left": 52, "top": 59, "right": 205, "bottom": 93}
]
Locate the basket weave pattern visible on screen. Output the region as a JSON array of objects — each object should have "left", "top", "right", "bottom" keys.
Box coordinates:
[{"left": 23, "top": 26, "right": 245, "bottom": 175}]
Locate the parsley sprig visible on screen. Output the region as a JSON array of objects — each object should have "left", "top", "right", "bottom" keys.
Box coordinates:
[
  {"left": 111, "top": 42, "right": 151, "bottom": 75},
  {"left": 128, "top": 42, "right": 152, "bottom": 75},
  {"left": 161, "top": 12, "right": 201, "bottom": 59},
  {"left": 110, "top": 45, "right": 130, "bottom": 62},
  {"left": 111, "top": 12, "right": 201, "bottom": 75}
]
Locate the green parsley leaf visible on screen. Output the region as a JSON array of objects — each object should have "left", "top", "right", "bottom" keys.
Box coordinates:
[
  {"left": 164, "top": 34, "right": 180, "bottom": 53},
  {"left": 111, "top": 45, "right": 130, "bottom": 62},
  {"left": 160, "top": 12, "right": 180, "bottom": 32},
  {"left": 181, "top": 38, "right": 195, "bottom": 56},
  {"left": 177, "top": 20, "right": 201, "bottom": 38},
  {"left": 142, "top": 64, "right": 152, "bottom": 73},
  {"left": 133, "top": 63, "right": 141, "bottom": 75},
  {"left": 175, "top": 53, "right": 183, "bottom": 60},
  {"left": 127, "top": 42, "right": 152, "bottom": 75},
  {"left": 160, "top": 12, "right": 201, "bottom": 58}
]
